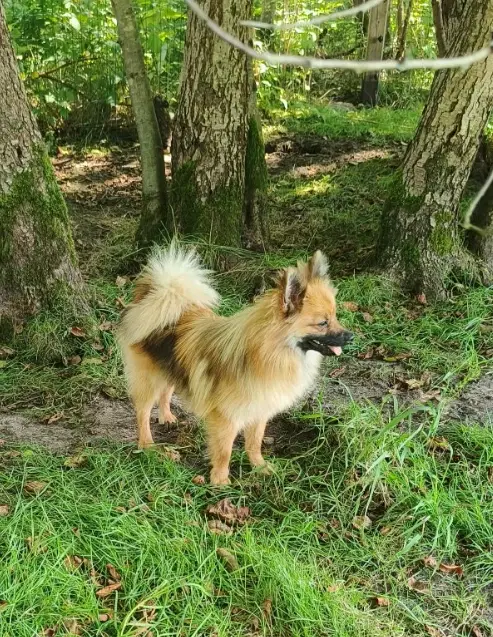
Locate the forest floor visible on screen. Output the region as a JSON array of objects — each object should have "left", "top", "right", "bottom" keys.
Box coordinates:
[{"left": 0, "top": 103, "right": 492, "bottom": 636}]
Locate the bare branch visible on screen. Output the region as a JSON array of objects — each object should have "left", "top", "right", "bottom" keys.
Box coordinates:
[
  {"left": 242, "top": 0, "right": 385, "bottom": 30},
  {"left": 431, "top": 0, "right": 447, "bottom": 57},
  {"left": 463, "top": 166, "right": 493, "bottom": 236},
  {"left": 185, "top": 0, "right": 493, "bottom": 73}
]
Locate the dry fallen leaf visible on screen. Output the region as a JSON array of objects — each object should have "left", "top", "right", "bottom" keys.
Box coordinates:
[
  {"left": 70, "top": 327, "right": 86, "bottom": 338},
  {"left": 67, "top": 355, "right": 82, "bottom": 366},
  {"left": 403, "top": 378, "right": 425, "bottom": 390},
  {"left": 0, "top": 346, "right": 15, "bottom": 359},
  {"left": 262, "top": 598, "right": 272, "bottom": 620},
  {"left": 438, "top": 562, "right": 463, "bottom": 577},
  {"left": 0, "top": 505, "right": 9, "bottom": 516},
  {"left": 44, "top": 412, "right": 64, "bottom": 425},
  {"left": 361, "top": 311, "right": 374, "bottom": 323},
  {"left": 341, "top": 301, "right": 359, "bottom": 312},
  {"left": 206, "top": 498, "right": 250, "bottom": 526},
  {"left": 98, "top": 321, "right": 113, "bottom": 331},
  {"left": 379, "top": 526, "right": 391, "bottom": 536},
  {"left": 425, "top": 626, "right": 444, "bottom": 637},
  {"left": 327, "top": 584, "right": 341, "bottom": 593},
  {"left": 471, "top": 625, "right": 484, "bottom": 637},
  {"left": 64, "top": 454, "right": 86, "bottom": 468},
  {"left": 41, "top": 628, "right": 57, "bottom": 636},
  {"left": 407, "top": 576, "right": 430, "bottom": 594},
  {"left": 216, "top": 547, "right": 239, "bottom": 572},
  {"left": 416, "top": 293, "right": 427, "bottom": 305},
  {"left": 24, "top": 481, "right": 48, "bottom": 495},
  {"left": 192, "top": 475, "right": 206, "bottom": 485},
  {"left": 98, "top": 613, "right": 111, "bottom": 622},
  {"left": 329, "top": 366, "right": 347, "bottom": 378},
  {"left": 106, "top": 564, "right": 121, "bottom": 581},
  {"left": 374, "top": 596, "right": 390, "bottom": 607},
  {"left": 207, "top": 520, "right": 233, "bottom": 536},
  {"left": 423, "top": 555, "right": 438, "bottom": 568},
  {"left": 352, "top": 515, "right": 372, "bottom": 531},
  {"left": 62, "top": 618, "right": 82, "bottom": 635},
  {"left": 115, "top": 275, "right": 128, "bottom": 288},
  {"left": 64, "top": 555, "right": 83, "bottom": 571},
  {"left": 96, "top": 581, "right": 122, "bottom": 598}
]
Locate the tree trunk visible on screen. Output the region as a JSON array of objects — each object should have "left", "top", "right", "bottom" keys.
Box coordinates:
[
  {"left": 111, "top": 0, "right": 169, "bottom": 248},
  {"left": 466, "top": 185, "right": 493, "bottom": 269},
  {"left": 171, "top": 0, "right": 253, "bottom": 247},
  {"left": 396, "top": 0, "right": 413, "bottom": 60},
  {"left": 360, "top": 0, "right": 390, "bottom": 105},
  {"left": 431, "top": 0, "right": 447, "bottom": 56},
  {"left": 378, "top": 0, "right": 493, "bottom": 298},
  {"left": 243, "top": 64, "right": 269, "bottom": 249},
  {"left": 0, "top": 3, "right": 85, "bottom": 338}
]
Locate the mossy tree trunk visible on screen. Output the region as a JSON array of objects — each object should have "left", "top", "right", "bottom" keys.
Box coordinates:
[
  {"left": 111, "top": 0, "right": 169, "bottom": 249},
  {"left": 0, "top": 3, "right": 85, "bottom": 335},
  {"left": 378, "top": 0, "right": 493, "bottom": 299},
  {"left": 171, "top": 0, "right": 265, "bottom": 247}
]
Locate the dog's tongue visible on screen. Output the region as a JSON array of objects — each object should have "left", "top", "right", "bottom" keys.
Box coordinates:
[{"left": 329, "top": 346, "right": 342, "bottom": 356}]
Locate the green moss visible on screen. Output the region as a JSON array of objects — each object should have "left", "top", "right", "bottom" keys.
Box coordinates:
[
  {"left": 0, "top": 143, "right": 88, "bottom": 359},
  {"left": 171, "top": 161, "right": 242, "bottom": 247},
  {"left": 430, "top": 208, "right": 456, "bottom": 256}
]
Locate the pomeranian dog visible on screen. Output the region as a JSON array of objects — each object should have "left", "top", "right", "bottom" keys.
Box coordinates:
[{"left": 117, "top": 243, "right": 353, "bottom": 485}]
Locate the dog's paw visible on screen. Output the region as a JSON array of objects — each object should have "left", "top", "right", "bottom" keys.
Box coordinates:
[
  {"left": 137, "top": 439, "right": 155, "bottom": 450},
  {"left": 159, "top": 412, "right": 177, "bottom": 425},
  {"left": 254, "top": 462, "right": 274, "bottom": 477},
  {"left": 210, "top": 470, "right": 231, "bottom": 486}
]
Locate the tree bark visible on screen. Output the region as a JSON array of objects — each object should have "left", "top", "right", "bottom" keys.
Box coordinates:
[
  {"left": 360, "top": 0, "right": 390, "bottom": 105},
  {"left": 111, "top": 0, "right": 169, "bottom": 248},
  {"left": 171, "top": 0, "right": 254, "bottom": 247},
  {"left": 431, "top": 0, "right": 447, "bottom": 56},
  {"left": 378, "top": 0, "right": 493, "bottom": 298},
  {"left": 396, "top": 0, "right": 413, "bottom": 60},
  {"left": 0, "top": 3, "right": 85, "bottom": 337}
]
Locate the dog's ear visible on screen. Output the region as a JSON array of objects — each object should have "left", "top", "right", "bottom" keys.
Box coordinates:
[
  {"left": 279, "top": 267, "right": 306, "bottom": 315},
  {"left": 307, "top": 250, "right": 329, "bottom": 280}
]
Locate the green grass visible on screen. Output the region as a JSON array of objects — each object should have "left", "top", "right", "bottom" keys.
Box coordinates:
[
  {"left": 264, "top": 101, "right": 421, "bottom": 144},
  {"left": 1, "top": 404, "right": 492, "bottom": 636}
]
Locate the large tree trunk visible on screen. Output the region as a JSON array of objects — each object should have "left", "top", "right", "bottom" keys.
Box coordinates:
[
  {"left": 111, "top": 0, "right": 169, "bottom": 249},
  {"left": 378, "top": 0, "right": 493, "bottom": 299},
  {"left": 0, "top": 3, "right": 85, "bottom": 338},
  {"left": 171, "top": 0, "right": 254, "bottom": 247}
]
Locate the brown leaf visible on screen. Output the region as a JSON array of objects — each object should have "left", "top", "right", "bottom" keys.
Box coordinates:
[
  {"left": 160, "top": 447, "right": 181, "bottom": 462},
  {"left": 67, "top": 355, "right": 82, "bottom": 366},
  {"left": 403, "top": 378, "right": 425, "bottom": 390},
  {"left": 192, "top": 475, "right": 206, "bottom": 485},
  {"left": 438, "top": 562, "right": 463, "bottom": 577},
  {"left": 95, "top": 581, "right": 122, "bottom": 598},
  {"left": 98, "top": 321, "right": 113, "bottom": 332},
  {"left": 352, "top": 515, "right": 372, "bottom": 530},
  {"left": 329, "top": 366, "right": 347, "bottom": 378},
  {"left": 115, "top": 276, "right": 128, "bottom": 288},
  {"left": 24, "top": 481, "right": 48, "bottom": 495},
  {"left": 423, "top": 555, "right": 438, "bottom": 568},
  {"left": 216, "top": 547, "right": 239, "bottom": 572},
  {"left": 44, "top": 412, "right": 64, "bottom": 425},
  {"left": 358, "top": 348, "right": 375, "bottom": 360},
  {"left": 64, "top": 555, "right": 83, "bottom": 570},
  {"left": 425, "top": 626, "right": 444, "bottom": 637},
  {"left": 106, "top": 564, "right": 121, "bottom": 581},
  {"left": 416, "top": 293, "right": 427, "bottom": 305},
  {"left": 62, "top": 619, "right": 82, "bottom": 635},
  {"left": 98, "top": 613, "right": 111, "bottom": 622},
  {"left": 327, "top": 584, "right": 341, "bottom": 593},
  {"left": 0, "top": 505, "right": 9, "bottom": 516},
  {"left": 41, "top": 628, "right": 57, "bottom": 636},
  {"left": 262, "top": 598, "right": 272, "bottom": 620},
  {"left": 418, "top": 389, "right": 441, "bottom": 403},
  {"left": 428, "top": 437, "right": 451, "bottom": 453},
  {"left": 64, "top": 454, "right": 86, "bottom": 468},
  {"left": 471, "top": 625, "right": 484, "bottom": 637},
  {"left": 361, "top": 311, "right": 374, "bottom": 323},
  {"left": 374, "top": 596, "right": 390, "bottom": 607},
  {"left": 0, "top": 346, "right": 15, "bottom": 359},
  {"left": 341, "top": 301, "right": 359, "bottom": 312},
  {"left": 206, "top": 498, "right": 250, "bottom": 526},
  {"left": 379, "top": 526, "right": 391, "bottom": 536},
  {"left": 407, "top": 576, "right": 430, "bottom": 594},
  {"left": 70, "top": 327, "right": 86, "bottom": 338},
  {"left": 207, "top": 520, "right": 233, "bottom": 536}
]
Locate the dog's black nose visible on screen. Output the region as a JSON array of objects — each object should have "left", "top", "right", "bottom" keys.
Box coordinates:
[{"left": 342, "top": 331, "right": 354, "bottom": 344}]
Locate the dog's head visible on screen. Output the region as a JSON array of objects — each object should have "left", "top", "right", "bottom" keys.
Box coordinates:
[{"left": 277, "top": 251, "right": 353, "bottom": 356}]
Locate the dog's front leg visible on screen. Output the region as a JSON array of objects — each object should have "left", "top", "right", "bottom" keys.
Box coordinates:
[
  {"left": 207, "top": 413, "right": 237, "bottom": 486},
  {"left": 244, "top": 422, "right": 272, "bottom": 475}
]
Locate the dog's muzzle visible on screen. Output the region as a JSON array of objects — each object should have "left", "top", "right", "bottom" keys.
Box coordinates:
[{"left": 298, "top": 330, "right": 353, "bottom": 356}]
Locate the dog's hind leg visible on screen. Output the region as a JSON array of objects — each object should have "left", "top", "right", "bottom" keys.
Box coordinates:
[
  {"left": 244, "top": 421, "right": 272, "bottom": 475},
  {"left": 130, "top": 379, "right": 159, "bottom": 449},
  {"left": 158, "top": 385, "right": 177, "bottom": 425},
  {"left": 207, "top": 412, "right": 238, "bottom": 486}
]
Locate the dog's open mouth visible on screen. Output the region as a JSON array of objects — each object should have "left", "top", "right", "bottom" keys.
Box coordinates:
[{"left": 298, "top": 332, "right": 353, "bottom": 356}]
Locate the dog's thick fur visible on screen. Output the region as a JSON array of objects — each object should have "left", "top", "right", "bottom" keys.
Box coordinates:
[{"left": 117, "top": 243, "right": 352, "bottom": 485}]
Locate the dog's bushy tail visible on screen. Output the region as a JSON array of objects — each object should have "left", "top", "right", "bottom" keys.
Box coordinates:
[{"left": 118, "top": 241, "right": 220, "bottom": 346}]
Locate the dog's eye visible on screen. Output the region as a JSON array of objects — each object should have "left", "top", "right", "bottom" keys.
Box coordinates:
[{"left": 318, "top": 320, "right": 328, "bottom": 327}]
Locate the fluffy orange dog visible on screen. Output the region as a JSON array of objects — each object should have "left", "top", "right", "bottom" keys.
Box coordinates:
[{"left": 117, "top": 243, "right": 352, "bottom": 485}]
